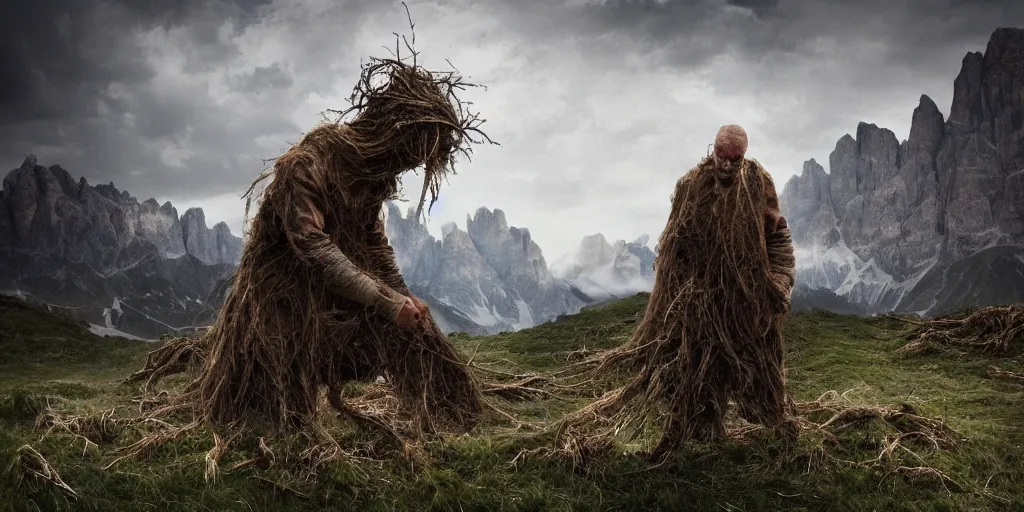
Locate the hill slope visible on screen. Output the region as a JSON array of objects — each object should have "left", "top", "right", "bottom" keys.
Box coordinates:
[{"left": 1, "top": 295, "right": 1022, "bottom": 511}]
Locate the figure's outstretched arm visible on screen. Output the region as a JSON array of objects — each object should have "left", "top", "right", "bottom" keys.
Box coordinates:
[{"left": 270, "top": 157, "right": 406, "bottom": 322}]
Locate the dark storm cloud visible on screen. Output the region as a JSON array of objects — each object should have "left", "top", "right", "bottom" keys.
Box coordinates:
[
  {"left": 0, "top": 0, "right": 299, "bottom": 199},
  {"left": 0, "top": 0, "right": 271, "bottom": 122},
  {"left": 565, "top": 0, "right": 1024, "bottom": 69},
  {"left": 726, "top": 0, "right": 778, "bottom": 16},
  {"left": 1, "top": 0, "right": 1021, "bottom": 251},
  {"left": 230, "top": 64, "right": 295, "bottom": 93}
]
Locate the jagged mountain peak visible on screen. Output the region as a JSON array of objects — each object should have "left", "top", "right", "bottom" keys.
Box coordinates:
[
  {"left": 3, "top": 156, "right": 241, "bottom": 266},
  {"left": 385, "top": 202, "right": 654, "bottom": 335},
  {"left": 631, "top": 234, "right": 650, "bottom": 247},
  {"left": 782, "top": 27, "right": 1024, "bottom": 317},
  {"left": 441, "top": 221, "right": 459, "bottom": 239},
  {"left": 469, "top": 206, "right": 508, "bottom": 226},
  {"left": 20, "top": 154, "right": 37, "bottom": 170},
  {"left": 916, "top": 94, "right": 939, "bottom": 112},
  {"left": 1, "top": 157, "right": 241, "bottom": 338},
  {"left": 550, "top": 230, "right": 655, "bottom": 303}
]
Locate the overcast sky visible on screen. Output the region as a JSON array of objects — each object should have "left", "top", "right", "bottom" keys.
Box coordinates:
[{"left": 2, "top": 0, "right": 1021, "bottom": 260}]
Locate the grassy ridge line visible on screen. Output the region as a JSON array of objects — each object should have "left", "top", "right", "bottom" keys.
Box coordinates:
[{"left": 0, "top": 294, "right": 1022, "bottom": 511}]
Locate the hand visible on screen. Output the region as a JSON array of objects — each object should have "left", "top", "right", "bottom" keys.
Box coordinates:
[
  {"left": 764, "top": 213, "right": 788, "bottom": 233},
  {"left": 410, "top": 295, "right": 429, "bottom": 315},
  {"left": 395, "top": 296, "right": 422, "bottom": 331}
]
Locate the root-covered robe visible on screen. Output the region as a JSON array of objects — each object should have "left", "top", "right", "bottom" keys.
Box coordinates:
[
  {"left": 591, "top": 156, "right": 796, "bottom": 453},
  {"left": 197, "top": 123, "right": 478, "bottom": 432}
]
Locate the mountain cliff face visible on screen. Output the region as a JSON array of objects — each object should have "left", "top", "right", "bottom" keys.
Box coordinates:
[
  {"left": 0, "top": 156, "right": 242, "bottom": 338},
  {"left": 781, "top": 27, "right": 1024, "bottom": 316},
  {"left": 386, "top": 203, "right": 589, "bottom": 335}
]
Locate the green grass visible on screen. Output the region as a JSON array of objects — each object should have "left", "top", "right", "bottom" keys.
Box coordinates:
[{"left": 1, "top": 294, "right": 1023, "bottom": 511}]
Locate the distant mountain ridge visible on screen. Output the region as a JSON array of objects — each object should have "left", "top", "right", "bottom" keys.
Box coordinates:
[
  {"left": 0, "top": 156, "right": 654, "bottom": 338},
  {"left": 780, "top": 27, "right": 1024, "bottom": 316},
  {"left": 0, "top": 155, "right": 241, "bottom": 338},
  {"left": 385, "top": 203, "right": 656, "bottom": 335}
]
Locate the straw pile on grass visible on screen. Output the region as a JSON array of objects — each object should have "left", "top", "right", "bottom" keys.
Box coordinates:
[
  {"left": 5, "top": 445, "right": 78, "bottom": 503},
  {"left": 125, "top": 11, "right": 495, "bottom": 455},
  {"left": 557, "top": 125, "right": 798, "bottom": 459},
  {"left": 898, "top": 304, "right": 1024, "bottom": 356}
]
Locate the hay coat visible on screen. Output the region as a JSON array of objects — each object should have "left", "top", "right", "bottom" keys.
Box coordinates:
[
  {"left": 651, "top": 158, "right": 796, "bottom": 443},
  {"left": 197, "top": 124, "right": 430, "bottom": 429},
  {"left": 560, "top": 157, "right": 797, "bottom": 453}
]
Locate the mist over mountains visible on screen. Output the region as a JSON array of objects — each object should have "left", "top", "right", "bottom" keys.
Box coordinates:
[{"left": 385, "top": 203, "right": 655, "bottom": 335}]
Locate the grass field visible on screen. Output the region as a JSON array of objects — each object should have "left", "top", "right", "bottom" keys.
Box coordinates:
[{"left": 1, "top": 294, "right": 1023, "bottom": 511}]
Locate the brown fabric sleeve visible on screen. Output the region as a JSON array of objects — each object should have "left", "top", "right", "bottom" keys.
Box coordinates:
[
  {"left": 766, "top": 227, "right": 796, "bottom": 312},
  {"left": 759, "top": 169, "right": 796, "bottom": 313},
  {"left": 760, "top": 167, "right": 784, "bottom": 235},
  {"left": 271, "top": 157, "right": 407, "bottom": 321}
]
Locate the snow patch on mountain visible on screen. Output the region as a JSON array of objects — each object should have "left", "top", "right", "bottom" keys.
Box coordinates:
[
  {"left": 794, "top": 240, "right": 942, "bottom": 313},
  {"left": 89, "top": 323, "right": 152, "bottom": 341},
  {"left": 1, "top": 289, "right": 28, "bottom": 301},
  {"left": 102, "top": 297, "right": 125, "bottom": 328},
  {"left": 514, "top": 298, "right": 534, "bottom": 330}
]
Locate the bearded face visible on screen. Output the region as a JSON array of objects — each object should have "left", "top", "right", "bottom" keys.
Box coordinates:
[
  {"left": 713, "top": 153, "right": 744, "bottom": 173},
  {"left": 710, "top": 124, "right": 749, "bottom": 181}
]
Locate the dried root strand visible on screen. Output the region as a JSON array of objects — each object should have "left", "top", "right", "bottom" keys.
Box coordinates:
[
  {"left": 228, "top": 437, "right": 276, "bottom": 472},
  {"left": 7, "top": 445, "right": 77, "bottom": 500},
  {"left": 104, "top": 421, "right": 202, "bottom": 470},
  {"left": 204, "top": 432, "right": 229, "bottom": 484},
  {"left": 125, "top": 336, "right": 206, "bottom": 392},
  {"left": 37, "top": 406, "right": 123, "bottom": 455},
  {"left": 327, "top": 385, "right": 426, "bottom": 466},
  {"left": 899, "top": 304, "right": 1024, "bottom": 355},
  {"left": 988, "top": 366, "right": 1024, "bottom": 382},
  {"left": 795, "top": 390, "right": 962, "bottom": 452},
  {"left": 481, "top": 376, "right": 563, "bottom": 402}
]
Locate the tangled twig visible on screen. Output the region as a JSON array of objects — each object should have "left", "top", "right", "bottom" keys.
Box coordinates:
[{"left": 898, "top": 305, "right": 1024, "bottom": 355}]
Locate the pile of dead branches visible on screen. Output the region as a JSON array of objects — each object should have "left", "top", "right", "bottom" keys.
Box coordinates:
[{"left": 898, "top": 304, "right": 1024, "bottom": 355}]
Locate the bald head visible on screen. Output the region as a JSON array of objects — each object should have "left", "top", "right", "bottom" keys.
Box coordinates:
[{"left": 713, "top": 124, "right": 748, "bottom": 160}]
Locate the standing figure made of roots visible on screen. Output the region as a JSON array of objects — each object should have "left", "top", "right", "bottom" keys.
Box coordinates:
[
  {"left": 130, "top": 50, "right": 495, "bottom": 440},
  {"left": 558, "top": 124, "right": 797, "bottom": 459}
]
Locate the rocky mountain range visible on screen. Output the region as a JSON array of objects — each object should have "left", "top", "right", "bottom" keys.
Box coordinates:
[
  {"left": 0, "top": 156, "right": 654, "bottom": 338},
  {"left": 385, "top": 203, "right": 655, "bottom": 335},
  {"left": 780, "top": 27, "right": 1024, "bottom": 316},
  {"left": 0, "top": 155, "right": 241, "bottom": 339}
]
